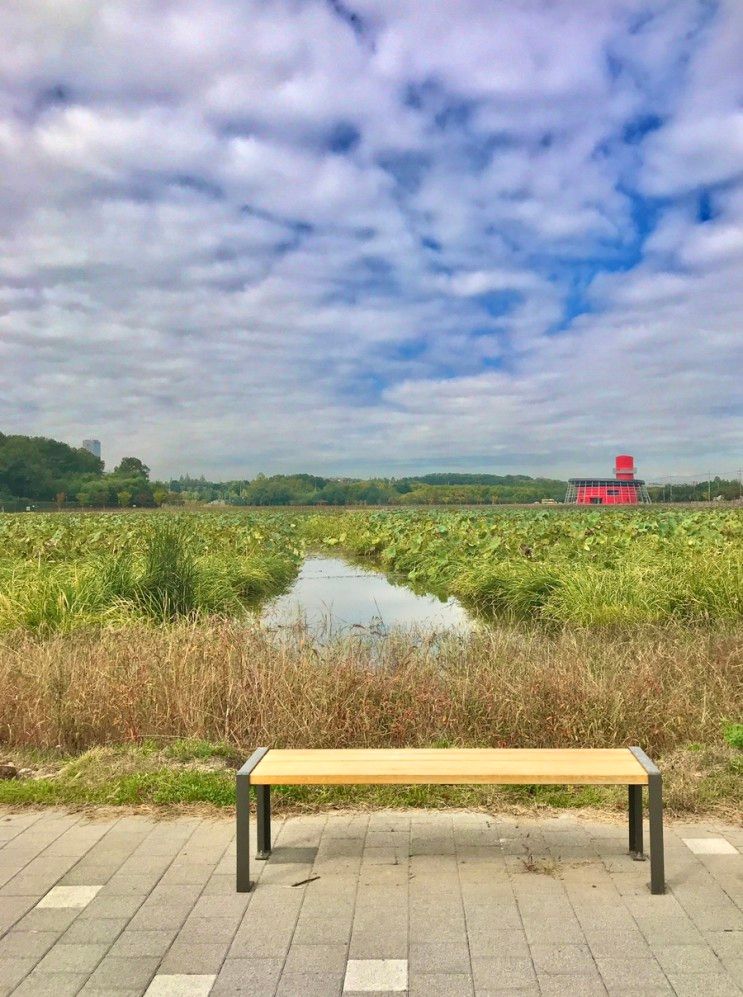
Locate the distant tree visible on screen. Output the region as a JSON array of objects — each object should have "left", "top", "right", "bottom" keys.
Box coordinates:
[
  {"left": 114, "top": 457, "right": 150, "bottom": 479},
  {"left": 76, "top": 482, "right": 109, "bottom": 507},
  {"left": 0, "top": 433, "right": 103, "bottom": 500},
  {"left": 153, "top": 487, "right": 169, "bottom": 506}
]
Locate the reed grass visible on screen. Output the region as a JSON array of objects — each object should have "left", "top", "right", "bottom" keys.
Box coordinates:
[{"left": 1, "top": 621, "right": 740, "bottom": 756}]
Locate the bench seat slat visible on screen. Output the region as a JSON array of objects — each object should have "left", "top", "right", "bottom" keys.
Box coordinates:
[{"left": 250, "top": 748, "right": 649, "bottom": 786}]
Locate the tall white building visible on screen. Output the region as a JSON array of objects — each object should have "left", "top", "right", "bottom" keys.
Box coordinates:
[{"left": 82, "top": 439, "right": 101, "bottom": 459}]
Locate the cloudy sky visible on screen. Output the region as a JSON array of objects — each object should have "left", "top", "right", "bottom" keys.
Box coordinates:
[{"left": 1, "top": 1, "right": 741, "bottom": 481}]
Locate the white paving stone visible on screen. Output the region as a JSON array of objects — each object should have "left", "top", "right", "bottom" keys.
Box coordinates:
[
  {"left": 144, "top": 975, "right": 217, "bottom": 996},
  {"left": 682, "top": 837, "right": 738, "bottom": 855},
  {"left": 344, "top": 959, "right": 408, "bottom": 992},
  {"left": 36, "top": 884, "right": 103, "bottom": 908}
]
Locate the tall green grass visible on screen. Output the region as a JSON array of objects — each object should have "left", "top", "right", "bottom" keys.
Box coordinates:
[
  {"left": 458, "top": 551, "right": 742, "bottom": 626},
  {"left": 0, "top": 518, "right": 297, "bottom": 633}
]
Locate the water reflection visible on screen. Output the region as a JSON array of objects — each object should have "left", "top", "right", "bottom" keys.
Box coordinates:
[{"left": 261, "top": 555, "right": 471, "bottom": 643}]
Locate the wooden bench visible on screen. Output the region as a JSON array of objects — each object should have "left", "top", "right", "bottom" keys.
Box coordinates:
[{"left": 236, "top": 747, "right": 665, "bottom": 894}]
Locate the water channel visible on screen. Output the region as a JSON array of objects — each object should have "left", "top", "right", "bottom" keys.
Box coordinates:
[{"left": 260, "top": 555, "right": 471, "bottom": 642}]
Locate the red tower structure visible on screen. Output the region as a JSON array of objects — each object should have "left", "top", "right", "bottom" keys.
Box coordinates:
[{"left": 565, "top": 455, "right": 651, "bottom": 505}]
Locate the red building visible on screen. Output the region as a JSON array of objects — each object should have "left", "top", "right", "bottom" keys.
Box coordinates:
[{"left": 565, "top": 455, "right": 651, "bottom": 505}]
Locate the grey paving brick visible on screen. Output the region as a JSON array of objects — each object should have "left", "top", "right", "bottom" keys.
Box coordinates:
[
  {"left": 462, "top": 899, "right": 524, "bottom": 932},
  {"left": 409, "top": 941, "right": 471, "bottom": 973},
  {"left": 159, "top": 863, "right": 219, "bottom": 887},
  {"left": 682, "top": 904, "right": 743, "bottom": 932},
  {"left": 471, "top": 955, "right": 537, "bottom": 989},
  {"left": 13, "top": 906, "right": 81, "bottom": 932},
  {"left": 78, "top": 894, "right": 147, "bottom": 920},
  {"left": 200, "top": 874, "right": 234, "bottom": 896},
  {"left": 0, "top": 929, "right": 58, "bottom": 959},
  {"left": 594, "top": 954, "right": 671, "bottom": 990},
  {"left": 354, "top": 883, "right": 405, "bottom": 908},
  {"left": 537, "top": 974, "right": 608, "bottom": 995},
  {"left": 410, "top": 901, "right": 465, "bottom": 936},
  {"left": 35, "top": 941, "right": 109, "bottom": 974},
  {"left": 275, "top": 972, "right": 344, "bottom": 996},
  {"left": 1, "top": 809, "right": 741, "bottom": 997},
  {"left": 409, "top": 972, "right": 474, "bottom": 995},
  {"left": 353, "top": 900, "right": 408, "bottom": 930},
  {"left": 466, "top": 926, "right": 531, "bottom": 959},
  {"left": 80, "top": 990, "right": 145, "bottom": 997},
  {"left": 212, "top": 957, "right": 283, "bottom": 993},
  {"left": 127, "top": 903, "right": 194, "bottom": 931},
  {"left": 159, "top": 941, "right": 229, "bottom": 974},
  {"left": 579, "top": 926, "right": 650, "bottom": 957},
  {"left": 469, "top": 988, "right": 539, "bottom": 997},
  {"left": 633, "top": 915, "right": 706, "bottom": 945},
  {"left": 85, "top": 955, "right": 161, "bottom": 991},
  {"left": 0, "top": 957, "right": 37, "bottom": 991},
  {"left": 723, "top": 959, "right": 743, "bottom": 986},
  {"left": 652, "top": 943, "right": 727, "bottom": 975},
  {"left": 61, "top": 916, "right": 129, "bottom": 943},
  {"left": 176, "top": 915, "right": 241, "bottom": 943},
  {"left": 529, "top": 943, "right": 597, "bottom": 976},
  {"left": 12, "top": 970, "right": 91, "bottom": 995},
  {"left": 704, "top": 930, "right": 743, "bottom": 961},
  {"left": 188, "top": 893, "right": 250, "bottom": 920},
  {"left": 666, "top": 974, "right": 741, "bottom": 996},
  {"left": 304, "top": 874, "right": 359, "bottom": 900},
  {"left": 292, "top": 911, "right": 354, "bottom": 944},
  {"left": 101, "top": 875, "right": 173, "bottom": 897},
  {"left": 59, "top": 864, "right": 119, "bottom": 886},
  {"left": 348, "top": 929, "right": 408, "bottom": 960},
  {"left": 109, "top": 929, "right": 180, "bottom": 957},
  {"left": 283, "top": 942, "right": 348, "bottom": 975},
  {"left": 519, "top": 904, "right": 585, "bottom": 944},
  {"left": 229, "top": 917, "right": 296, "bottom": 959}
]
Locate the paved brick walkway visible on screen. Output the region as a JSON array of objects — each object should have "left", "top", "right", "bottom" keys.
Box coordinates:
[{"left": 0, "top": 808, "right": 741, "bottom": 995}]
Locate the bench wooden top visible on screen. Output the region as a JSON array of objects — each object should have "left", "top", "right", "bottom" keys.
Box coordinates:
[{"left": 250, "top": 748, "right": 649, "bottom": 786}]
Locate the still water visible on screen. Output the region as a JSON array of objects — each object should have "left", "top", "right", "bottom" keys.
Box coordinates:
[{"left": 261, "top": 556, "right": 471, "bottom": 641}]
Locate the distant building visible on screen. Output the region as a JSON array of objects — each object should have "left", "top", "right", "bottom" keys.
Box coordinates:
[
  {"left": 565, "top": 454, "right": 651, "bottom": 505},
  {"left": 82, "top": 439, "right": 101, "bottom": 460}
]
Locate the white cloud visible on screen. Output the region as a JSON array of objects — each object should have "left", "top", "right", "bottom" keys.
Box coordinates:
[{"left": 0, "top": 0, "right": 740, "bottom": 479}]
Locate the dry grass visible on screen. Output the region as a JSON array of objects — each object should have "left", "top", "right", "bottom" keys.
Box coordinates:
[{"left": 1, "top": 621, "right": 740, "bottom": 756}]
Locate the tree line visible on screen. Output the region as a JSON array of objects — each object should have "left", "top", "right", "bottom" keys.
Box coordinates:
[
  {"left": 1, "top": 433, "right": 740, "bottom": 509},
  {"left": 0, "top": 434, "right": 157, "bottom": 509},
  {"left": 167, "top": 472, "right": 570, "bottom": 506}
]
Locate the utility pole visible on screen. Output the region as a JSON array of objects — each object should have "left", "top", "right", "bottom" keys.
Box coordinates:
[{"left": 707, "top": 474, "right": 712, "bottom": 503}]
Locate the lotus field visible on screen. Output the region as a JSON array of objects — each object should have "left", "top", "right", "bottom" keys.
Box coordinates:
[{"left": 0, "top": 506, "right": 740, "bottom": 631}]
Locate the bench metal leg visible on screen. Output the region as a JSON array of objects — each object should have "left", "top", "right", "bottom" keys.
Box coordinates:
[
  {"left": 629, "top": 746, "right": 666, "bottom": 895},
  {"left": 628, "top": 785, "right": 644, "bottom": 858},
  {"left": 235, "top": 747, "right": 270, "bottom": 893},
  {"left": 236, "top": 771, "right": 251, "bottom": 892},
  {"left": 648, "top": 771, "right": 665, "bottom": 895},
  {"left": 256, "top": 785, "right": 271, "bottom": 860}
]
